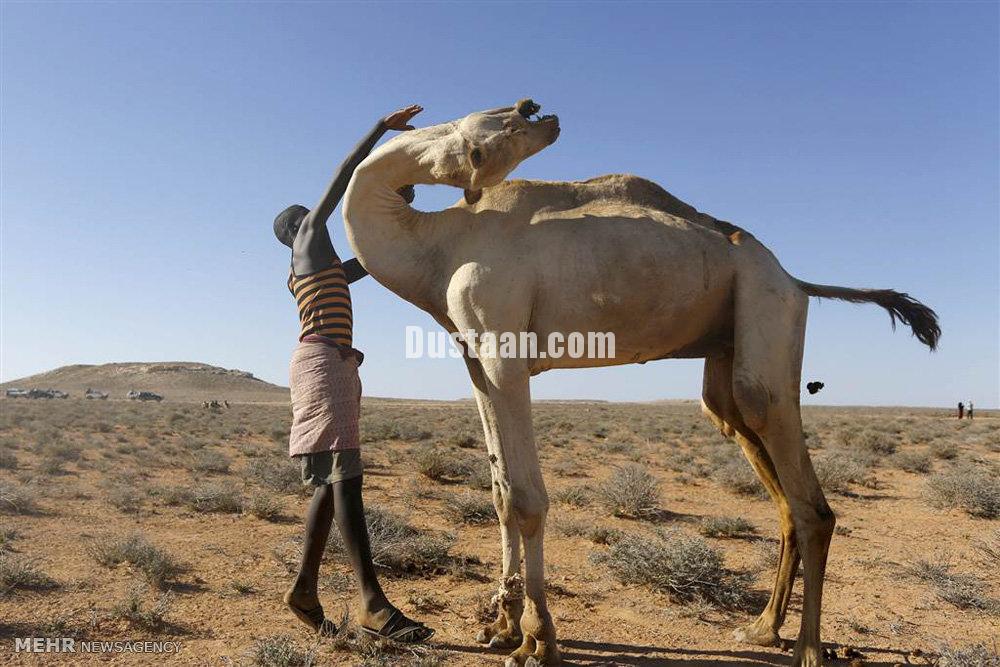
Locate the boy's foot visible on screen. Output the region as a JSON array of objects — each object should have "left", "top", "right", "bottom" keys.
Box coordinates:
[
  {"left": 360, "top": 607, "right": 434, "bottom": 643},
  {"left": 284, "top": 588, "right": 337, "bottom": 635}
]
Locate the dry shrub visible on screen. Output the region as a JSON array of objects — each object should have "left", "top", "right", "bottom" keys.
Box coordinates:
[
  {"left": 935, "top": 642, "right": 1000, "bottom": 667},
  {"left": 699, "top": 516, "right": 757, "bottom": 539},
  {"left": 976, "top": 530, "right": 1000, "bottom": 567},
  {"left": 592, "top": 528, "right": 755, "bottom": 610},
  {"left": 188, "top": 449, "right": 231, "bottom": 474},
  {"left": 186, "top": 483, "right": 243, "bottom": 513},
  {"left": 552, "top": 517, "right": 589, "bottom": 538},
  {"left": 0, "top": 481, "right": 39, "bottom": 515},
  {"left": 447, "top": 433, "right": 479, "bottom": 449},
  {"left": 245, "top": 492, "right": 284, "bottom": 522},
  {"left": 589, "top": 526, "right": 624, "bottom": 545},
  {"left": 327, "top": 505, "right": 456, "bottom": 576},
  {"left": 0, "top": 448, "right": 17, "bottom": 470},
  {"left": 906, "top": 558, "right": 998, "bottom": 612},
  {"left": 414, "top": 446, "right": 469, "bottom": 483},
  {"left": 465, "top": 459, "right": 493, "bottom": 491},
  {"left": 893, "top": 449, "right": 933, "bottom": 474},
  {"left": 930, "top": 440, "right": 960, "bottom": 460},
  {"left": 0, "top": 553, "right": 56, "bottom": 594},
  {"left": 841, "top": 428, "right": 898, "bottom": 456},
  {"left": 112, "top": 581, "right": 174, "bottom": 631},
  {"left": 323, "top": 612, "right": 446, "bottom": 667},
  {"left": 107, "top": 484, "right": 144, "bottom": 514},
  {"left": 0, "top": 526, "right": 16, "bottom": 551},
  {"left": 244, "top": 458, "right": 302, "bottom": 494},
  {"left": 597, "top": 464, "right": 661, "bottom": 518},
  {"left": 928, "top": 465, "right": 1000, "bottom": 519},
  {"left": 89, "top": 533, "right": 185, "bottom": 588},
  {"left": 714, "top": 458, "right": 768, "bottom": 498},
  {"left": 247, "top": 634, "right": 316, "bottom": 667},
  {"left": 552, "top": 484, "right": 594, "bottom": 507},
  {"left": 813, "top": 449, "right": 875, "bottom": 494},
  {"left": 444, "top": 492, "right": 497, "bottom": 525}
]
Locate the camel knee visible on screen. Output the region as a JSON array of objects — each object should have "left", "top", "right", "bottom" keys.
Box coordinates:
[
  {"left": 510, "top": 485, "right": 548, "bottom": 537},
  {"left": 796, "top": 503, "right": 835, "bottom": 548},
  {"left": 816, "top": 504, "right": 835, "bottom": 538}
]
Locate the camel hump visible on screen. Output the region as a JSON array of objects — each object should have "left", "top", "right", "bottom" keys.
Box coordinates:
[
  {"left": 579, "top": 174, "right": 749, "bottom": 239},
  {"left": 580, "top": 174, "right": 702, "bottom": 219},
  {"left": 474, "top": 174, "right": 751, "bottom": 240}
]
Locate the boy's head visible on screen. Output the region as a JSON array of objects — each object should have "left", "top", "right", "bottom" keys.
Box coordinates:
[{"left": 273, "top": 204, "right": 308, "bottom": 248}]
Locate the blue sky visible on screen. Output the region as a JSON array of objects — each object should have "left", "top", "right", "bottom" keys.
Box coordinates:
[{"left": 2, "top": 2, "right": 997, "bottom": 407}]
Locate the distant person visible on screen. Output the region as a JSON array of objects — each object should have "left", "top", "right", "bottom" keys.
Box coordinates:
[
  {"left": 968, "top": 401, "right": 974, "bottom": 419},
  {"left": 958, "top": 401, "right": 965, "bottom": 419},
  {"left": 274, "top": 104, "right": 432, "bottom": 642}
]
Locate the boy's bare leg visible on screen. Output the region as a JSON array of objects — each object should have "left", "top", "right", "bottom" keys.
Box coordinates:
[{"left": 286, "top": 484, "right": 335, "bottom": 627}]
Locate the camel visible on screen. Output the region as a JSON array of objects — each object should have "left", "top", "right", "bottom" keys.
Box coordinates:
[{"left": 342, "top": 99, "right": 940, "bottom": 667}]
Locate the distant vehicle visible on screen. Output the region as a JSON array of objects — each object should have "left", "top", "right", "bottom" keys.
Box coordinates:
[
  {"left": 127, "top": 390, "right": 163, "bottom": 402},
  {"left": 5, "top": 388, "right": 29, "bottom": 398},
  {"left": 84, "top": 388, "right": 109, "bottom": 400},
  {"left": 25, "top": 389, "right": 68, "bottom": 399}
]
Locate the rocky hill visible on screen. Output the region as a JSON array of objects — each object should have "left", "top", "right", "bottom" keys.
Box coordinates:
[{"left": 1, "top": 362, "right": 289, "bottom": 403}]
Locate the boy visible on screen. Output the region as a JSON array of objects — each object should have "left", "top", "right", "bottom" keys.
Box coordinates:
[{"left": 273, "top": 104, "right": 431, "bottom": 642}]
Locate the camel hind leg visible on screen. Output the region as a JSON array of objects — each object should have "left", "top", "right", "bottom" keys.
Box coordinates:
[
  {"left": 702, "top": 351, "right": 800, "bottom": 647},
  {"left": 731, "top": 277, "right": 834, "bottom": 667}
]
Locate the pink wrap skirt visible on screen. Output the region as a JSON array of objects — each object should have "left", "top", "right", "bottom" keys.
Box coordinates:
[{"left": 288, "top": 340, "right": 362, "bottom": 457}]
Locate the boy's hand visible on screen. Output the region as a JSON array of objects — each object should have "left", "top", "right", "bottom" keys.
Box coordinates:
[{"left": 383, "top": 104, "right": 423, "bottom": 131}]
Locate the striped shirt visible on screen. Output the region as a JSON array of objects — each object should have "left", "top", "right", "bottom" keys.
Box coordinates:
[{"left": 288, "top": 260, "right": 353, "bottom": 347}]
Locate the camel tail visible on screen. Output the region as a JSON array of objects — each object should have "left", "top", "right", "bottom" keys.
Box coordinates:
[{"left": 795, "top": 279, "right": 941, "bottom": 351}]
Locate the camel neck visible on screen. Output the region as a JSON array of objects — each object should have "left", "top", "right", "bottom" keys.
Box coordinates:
[{"left": 343, "top": 148, "right": 456, "bottom": 309}]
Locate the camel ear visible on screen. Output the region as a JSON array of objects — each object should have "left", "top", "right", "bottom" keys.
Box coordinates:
[
  {"left": 468, "top": 145, "right": 484, "bottom": 169},
  {"left": 464, "top": 189, "right": 482, "bottom": 205}
]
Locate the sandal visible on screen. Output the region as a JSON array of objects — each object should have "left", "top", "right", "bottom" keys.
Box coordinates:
[
  {"left": 285, "top": 594, "right": 338, "bottom": 636},
  {"left": 361, "top": 608, "right": 435, "bottom": 644}
]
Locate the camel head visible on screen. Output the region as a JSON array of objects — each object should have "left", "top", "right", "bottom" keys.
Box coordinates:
[
  {"left": 458, "top": 99, "right": 560, "bottom": 203},
  {"left": 391, "top": 99, "right": 559, "bottom": 205}
]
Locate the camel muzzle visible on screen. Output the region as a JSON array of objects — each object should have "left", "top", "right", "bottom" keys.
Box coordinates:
[{"left": 537, "top": 115, "right": 560, "bottom": 144}]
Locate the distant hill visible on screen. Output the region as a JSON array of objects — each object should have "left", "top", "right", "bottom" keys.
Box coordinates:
[{"left": 1, "top": 362, "right": 289, "bottom": 403}]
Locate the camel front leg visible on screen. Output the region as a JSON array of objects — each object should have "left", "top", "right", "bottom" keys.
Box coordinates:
[
  {"left": 478, "top": 357, "right": 560, "bottom": 667},
  {"left": 466, "top": 356, "right": 524, "bottom": 649}
]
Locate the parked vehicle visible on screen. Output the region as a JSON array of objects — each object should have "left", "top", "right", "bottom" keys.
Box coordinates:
[
  {"left": 26, "top": 389, "right": 68, "bottom": 399},
  {"left": 5, "top": 388, "right": 29, "bottom": 398},
  {"left": 127, "top": 390, "right": 163, "bottom": 402},
  {"left": 84, "top": 388, "right": 109, "bottom": 400}
]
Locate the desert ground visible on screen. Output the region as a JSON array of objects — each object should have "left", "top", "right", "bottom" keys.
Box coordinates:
[{"left": 1, "top": 369, "right": 998, "bottom": 666}]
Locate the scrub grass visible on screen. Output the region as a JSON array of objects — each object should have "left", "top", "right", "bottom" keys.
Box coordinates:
[{"left": 592, "top": 528, "right": 756, "bottom": 611}]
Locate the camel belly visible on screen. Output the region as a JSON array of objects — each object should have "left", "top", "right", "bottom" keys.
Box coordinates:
[{"left": 523, "top": 213, "right": 737, "bottom": 371}]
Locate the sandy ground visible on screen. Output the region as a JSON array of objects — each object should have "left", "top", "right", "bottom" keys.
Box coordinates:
[{"left": 0, "top": 399, "right": 997, "bottom": 666}]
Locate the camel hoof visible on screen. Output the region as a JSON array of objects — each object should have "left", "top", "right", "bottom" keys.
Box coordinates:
[
  {"left": 489, "top": 633, "right": 523, "bottom": 649},
  {"left": 505, "top": 657, "right": 553, "bottom": 667},
  {"left": 792, "top": 645, "right": 824, "bottom": 667},
  {"left": 733, "top": 624, "right": 780, "bottom": 647},
  {"left": 477, "top": 626, "right": 522, "bottom": 648},
  {"left": 505, "top": 638, "right": 562, "bottom": 666}
]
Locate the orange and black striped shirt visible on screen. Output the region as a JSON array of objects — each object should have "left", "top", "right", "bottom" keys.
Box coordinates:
[{"left": 288, "top": 260, "right": 353, "bottom": 347}]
